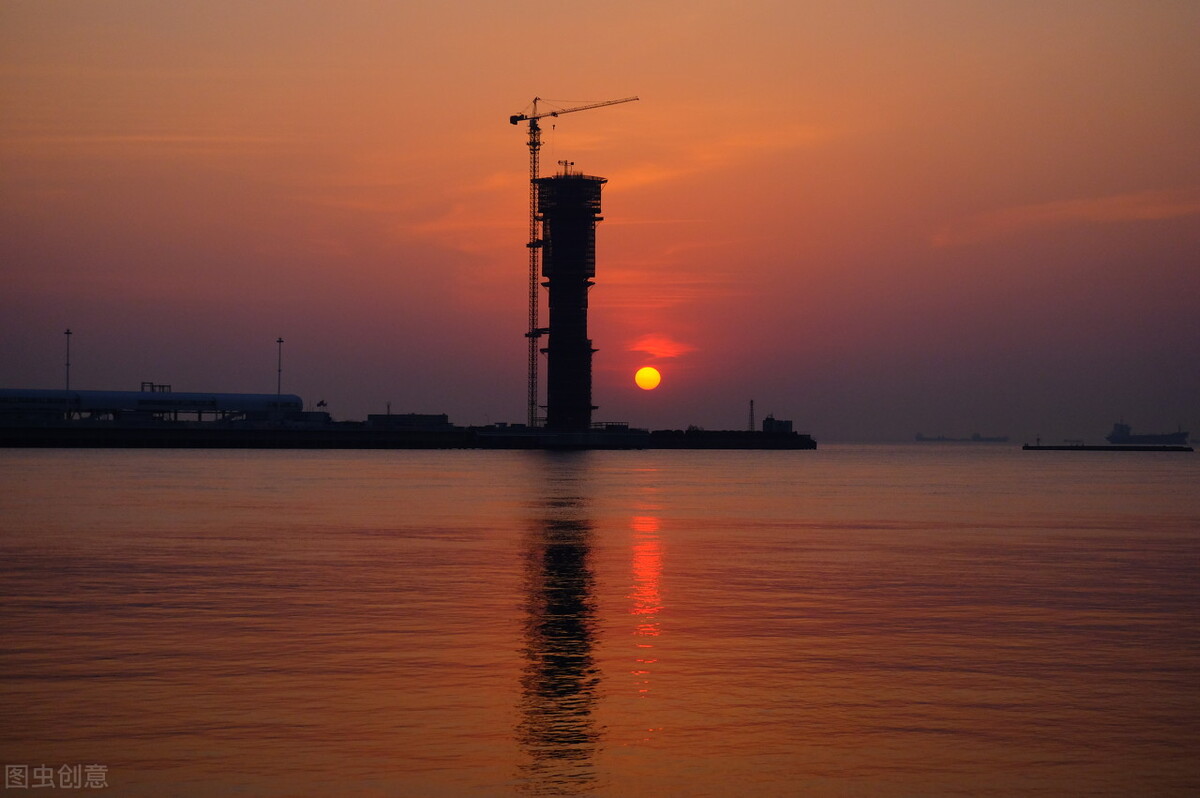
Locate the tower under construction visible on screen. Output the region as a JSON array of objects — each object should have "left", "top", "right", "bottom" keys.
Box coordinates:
[{"left": 536, "top": 169, "right": 606, "bottom": 432}]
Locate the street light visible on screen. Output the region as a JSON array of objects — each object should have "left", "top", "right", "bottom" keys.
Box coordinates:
[
  {"left": 276, "top": 337, "right": 284, "bottom": 398},
  {"left": 64, "top": 328, "right": 72, "bottom": 421},
  {"left": 64, "top": 328, "right": 72, "bottom": 391}
]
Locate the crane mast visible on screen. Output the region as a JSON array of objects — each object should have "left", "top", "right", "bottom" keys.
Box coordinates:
[
  {"left": 523, "top": 109, "right": 543, "bottom": 429},
  {"left": 510, "top": 95, "right": 638, "bottom": 427}
]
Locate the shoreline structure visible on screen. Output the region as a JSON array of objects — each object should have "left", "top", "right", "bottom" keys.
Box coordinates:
[{"left": 0, "top": 388, "right": 816, "bottom": 450}]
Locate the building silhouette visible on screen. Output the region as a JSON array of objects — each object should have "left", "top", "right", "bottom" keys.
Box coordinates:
[{"left": 535, "top": 170, "right": 606, "bottom": 432}]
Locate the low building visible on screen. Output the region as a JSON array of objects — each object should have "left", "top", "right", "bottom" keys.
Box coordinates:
[
  {"left": 366, "top": 413, "right": 453, "bottom": 430},
  {"left": 0, "top": 388, "right": 304, "bottom": 423},
  {"left": 762, "top": 415, "right": 793, "bottom": 434}
]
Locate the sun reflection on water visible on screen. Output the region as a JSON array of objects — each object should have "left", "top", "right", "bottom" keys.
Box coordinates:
[{"left": 629, "top": 514, "right": 663, "bottom": 710}]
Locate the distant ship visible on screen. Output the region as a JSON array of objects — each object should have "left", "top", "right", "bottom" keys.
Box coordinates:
[
  {"left": 1105, "top": 422, "right": 1189, "bottom": 446},
  {"left": 915, "top": 433, "right": 1009, "bottom": 443}
]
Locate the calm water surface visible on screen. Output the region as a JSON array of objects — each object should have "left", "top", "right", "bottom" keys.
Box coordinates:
[{"left": 2, "top": 445, "right": 1198, "bottom": 796}]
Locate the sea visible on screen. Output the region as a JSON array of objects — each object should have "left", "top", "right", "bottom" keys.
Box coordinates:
[{"left": 1, "top": 445, "right": 1197, "bottom": 797}]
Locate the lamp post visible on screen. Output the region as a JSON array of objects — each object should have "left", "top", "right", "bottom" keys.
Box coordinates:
[
  {"left": 64, "top": 328, "right": 73, "bottom": 420},
  {"left": 64, "top": 328, "right": 72, "bottom": 390},
  {"left": 276, "top": 337, "right": 284, "bottom": 398}
]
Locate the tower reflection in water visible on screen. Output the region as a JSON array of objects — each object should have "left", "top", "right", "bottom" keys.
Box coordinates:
[{"left": 516, "top": 454, "right": 601, "bottom": 795}]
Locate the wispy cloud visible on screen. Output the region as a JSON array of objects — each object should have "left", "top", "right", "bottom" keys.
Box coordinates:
[
  {"left": 1, "top": 133, "right": 286, "bottom": 162},
  {"left": 3, "top": 134, "right": 281, "bottom": 146},
  {"left": 627, "top": 334, "right": 697, "bottom": 359},
  {"left": 604, "top": 266, "right": 742, "bottom": 312},
  {"left": 932, "top": 188, "right": 1200, "bottom": 247},
  {"left": 606, "top": 122, "right": 840, "bottom": 190}
]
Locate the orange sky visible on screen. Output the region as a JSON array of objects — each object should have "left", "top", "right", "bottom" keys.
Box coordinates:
[{"left": 2, "top": 1, "right": 1198, "bottom": 440}]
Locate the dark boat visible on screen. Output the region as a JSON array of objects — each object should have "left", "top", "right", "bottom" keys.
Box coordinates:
[
  {"left": 1024, "top": 443, "right": 1193, "bottom": 452},
  {"left": 1105, "top": 422, "right": 1189, "bottom": 446}
]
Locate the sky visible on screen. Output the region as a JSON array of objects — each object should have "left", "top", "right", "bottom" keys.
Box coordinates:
[{"left": 2, "top": 0, "right": 1197, "bottom": 441}]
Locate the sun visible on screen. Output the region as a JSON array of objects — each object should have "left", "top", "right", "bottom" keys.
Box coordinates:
[{"left": 634, "top": 366, "right": 661, "bottom": 391}]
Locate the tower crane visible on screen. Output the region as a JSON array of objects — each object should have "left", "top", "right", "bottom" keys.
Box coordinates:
[{"left": 510, "top": 95, "right": 638, "bottom": 427}]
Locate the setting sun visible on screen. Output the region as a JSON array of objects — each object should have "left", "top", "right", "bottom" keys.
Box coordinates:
[{"left": 634, "top": 367, "right": 662, "bottom": 391}]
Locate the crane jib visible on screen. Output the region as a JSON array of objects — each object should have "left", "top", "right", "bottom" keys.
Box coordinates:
[{"left": 509, "top": 96, "right": 638, "bottom": 124}]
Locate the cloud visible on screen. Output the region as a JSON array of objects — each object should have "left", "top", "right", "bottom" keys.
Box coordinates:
[
  {"left": 604, "top": 266, "right": 742, "bottom": 312},
  {"left": 2, "top": 134, "right": 283, "bottom": 150},
  {"left": 0, "top": 134, "right": 286, "bottom": 163},
  {"left": 627, "top": 334, "right": 697, "bottom": 359},
  {"left": 932, "top": 187, "right": 1200, "bottom": 247},
  {"left": 606, "top": 122, "right": 840, "bottom": 190},
  {"left": 607, "top": 163, "right": 698, "bottom": 190}
]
